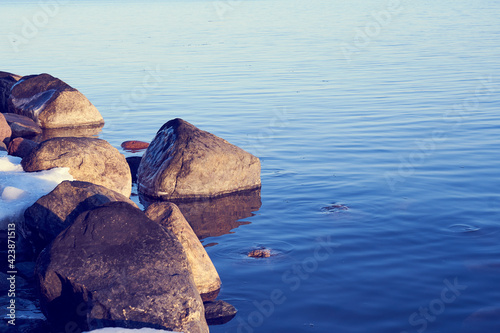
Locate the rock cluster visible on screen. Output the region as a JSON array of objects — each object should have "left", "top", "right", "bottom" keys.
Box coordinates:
[{"left": 0, "top": 70, "right": 260, "bottom": 332}]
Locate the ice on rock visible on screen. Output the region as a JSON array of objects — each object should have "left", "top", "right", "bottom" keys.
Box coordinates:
[{"left": 0, "top": 151, "right": 74, "bottom": 229}]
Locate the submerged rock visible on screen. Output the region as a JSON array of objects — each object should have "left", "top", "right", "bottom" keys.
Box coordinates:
[
  {"left": 204, "top": 300, "right": 237, "bottom": 325},
  {"left": 247, "top": 248, "right": 272, "bottom": 258},
  {"left": 36, "top": 202, "right": 208, "bottom": 333},
  {"left": 137, "top": 118, "right": 261, "bottom": 200},
  {"left": 21, "top": 137, "right": 132, "bottom": 197},
  {"left": 7, "top": 73, "right": 104, "bottom": 129},
  {"left": 3, "top": 113, "right": 42, "bottom": 139},
  {"left": 146, "top": 202, "right": 221, "bottom": 301},
  {"left": 23, "top": 180, "right": 138, "bottom": 255}
]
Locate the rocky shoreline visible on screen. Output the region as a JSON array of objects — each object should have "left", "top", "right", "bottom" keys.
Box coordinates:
[{"left": 0, "top": 71, "right": 259, "bottom": 332}]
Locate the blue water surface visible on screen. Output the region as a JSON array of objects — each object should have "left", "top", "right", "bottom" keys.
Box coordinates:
[{"left": 1, "top": 0, "right": 500, "bottom": 332}]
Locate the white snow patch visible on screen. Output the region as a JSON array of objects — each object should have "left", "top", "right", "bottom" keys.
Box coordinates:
[
  {"left": 83, "top": 328, "right": 181, "bottom": 333},
  {"left": 0, "top": 151, "right": 74, "bottom": 229}
]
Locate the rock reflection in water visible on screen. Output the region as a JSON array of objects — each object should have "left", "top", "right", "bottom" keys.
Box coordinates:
[
  {"left": 35, "top": 124, "right": 103, "bottom": 142},
  {"left": 140, "top": 188, "right": 262, "bottom": 240}
]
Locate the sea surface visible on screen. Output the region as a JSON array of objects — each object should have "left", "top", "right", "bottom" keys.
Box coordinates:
[{"left": 1, "top": 0, "right": 500, "bottom": 332}]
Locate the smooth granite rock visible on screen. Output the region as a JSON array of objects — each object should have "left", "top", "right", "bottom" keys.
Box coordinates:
[
  {"left": 36, "top": 202, "right": 208, "bottom": 333},
  {"left": 7, "top": 73, "right": 104, "bottom": 129},
  {"left": 137, "top": 118, "right": 261, "bottom": 200},
  {"left": 23, "top": 180, "right": 138, "bottom": 255},
  {"left": 21, "top": 137, "right": 132, "bottom": 197},
  {"left": 145, "top": 202, "right": 221, "bottom": 301}
]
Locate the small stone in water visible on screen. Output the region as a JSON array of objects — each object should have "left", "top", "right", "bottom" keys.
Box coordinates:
[
  {"left": 121, "top": 140, "right": 150, "bottom": 152},
  {"left": 248, "top": 248, "right": 272, "bottom": 258}
]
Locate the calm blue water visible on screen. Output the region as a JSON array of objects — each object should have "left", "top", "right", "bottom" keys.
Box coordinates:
[{"left": 2, "top": 0, "right": 500, "bottom": 332}]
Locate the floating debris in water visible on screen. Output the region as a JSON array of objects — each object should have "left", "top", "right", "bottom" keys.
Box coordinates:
[{"left": 321, "top": 203, "right": 349, "bottom": 213}]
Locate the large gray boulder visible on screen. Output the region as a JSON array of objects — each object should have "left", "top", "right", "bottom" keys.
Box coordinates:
[
  {"left": 36, "top": 202, "right": 208, "bottom": 333},
  {"left": 145, "top": 202, "right": 221, "bottom": 301},
  {"left": 0, "top": 71, "right": 21, "bottom": 113},
  {"left": 7, "top": 73, "right": 104, "bottom": 129},
  {"left": 137, "top": 118, "right": 261, "bottom": 200},
  {"left": 21, "top": 137, "right": 132, "bottom": 197},
  {"left": 23, "top": 180, "right": 138, "bottom": 255}
]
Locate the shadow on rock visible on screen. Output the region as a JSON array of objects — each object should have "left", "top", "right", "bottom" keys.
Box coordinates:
[{"left": 140, "top": 188, "right": 262, "bottom": 240}]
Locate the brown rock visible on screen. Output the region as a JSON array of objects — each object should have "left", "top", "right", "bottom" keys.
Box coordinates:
[
  {"left": 21, "top": 137, "right": 131, "bottom": 197},
  {"left": 0, "top": 113, "right": 11, "bottom": 144},
  {"left": 138, "top": 118, "right": 261, "bottom": 200},
  {"left": 121, "top": 140, "right": 149, "bottom": 152},
  {"left": 7, "top": 73, "right": 104, "bottom": 129},
  {"left": 7, "top": 137, "right": 38, "bottom": 158},
  {"left": 23, "top": 180, "right": 138, "bottom": 255},
  {"left": 3, "top": 113, "right": 42, "bottom": 138},
  {"left": 0, "top": 71, "right": 21, "bottom": 113},
  {"left": 146, "top": 202, "right": 221, "bottom": 301},
  {"left": 36, "top": 202, "right": 208, "bottom": 333}
]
